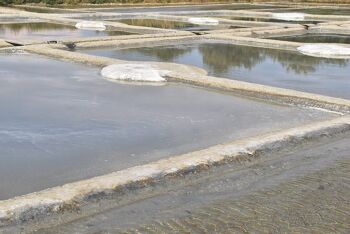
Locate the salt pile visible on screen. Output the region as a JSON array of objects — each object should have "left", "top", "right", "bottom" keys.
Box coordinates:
[
  {"left": 188, "top": 17, "right": 219, "bottom": 25},
  {"left": 272, "top": 13, "right": 305, "bottom": 21},
  {"left": 297, "top": 44, "right": 350, "bottom": 59},
  {"left": 101, "top": 64, "right": 167, "bottom": 82},
  {"left": 75, "top": 21, "right": 106, "bottom": 31}
]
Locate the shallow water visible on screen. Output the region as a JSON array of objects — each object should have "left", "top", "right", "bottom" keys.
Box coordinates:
[
  {"left": 116, "top": 19, "right": 204, "bottom": 30},
  {"left": 222, "top": 16, "right": 320, "bottom": 24},
  {"left": 83, "top": 42, "right": 350, "bottom": 99},
  {"left": 271, "top": 33, "right": 350, "bottom": 44},
  {"left": 0, "top": 54, "right": 335, "bottom": 199},
  {"left": 97, "top": 4, "right": 284, "bottom": 13},
  {"left": 13, "top": 6, "right": 82, "bottom": 14},
  {"left": 277, "top": 8, "right": 350, "bottom": 15},
  {"left": 115, "top": 18, "right": 237, "bottom": 31},
  {"left": 0, "top": 22, "right": 131, "bottom": 42}
]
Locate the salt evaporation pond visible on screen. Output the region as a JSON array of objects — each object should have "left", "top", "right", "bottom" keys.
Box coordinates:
[
  {"left": 273, "top": 8, "right": 350, "bottom": 15},
  {"left": 271, "top": 34, "right": 350, "bottom": 44},
  {"left": 13, "top": 6, "right": 83, "bottom": 13},
  {"left": 117, "top": 19, "right": 203, "bottom": 30},
  {"left": 97, "top": 4, "right": 284, "bottom": 13},
  {"left": 82, "top": 42, "right": 350, "bottom": 99},
  {"left": 220, "top": 16, "right": 321, "bottom": 24},
  {"left": 0, "top": 54, "right": 337, "bottom": 199},
  {"left": 115, "top": 19, "right": 232, "bottom": 31},
  {"left": 0, "top": 22, "right": 132, "bottom": 42}
]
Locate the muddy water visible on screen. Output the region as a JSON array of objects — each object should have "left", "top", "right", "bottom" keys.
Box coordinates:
[
  {"left": 271, "top": 33, "right": 350, "bottom": 44},
  {"left": 0, "top": 54, "right": 336, "bottom": 199},
  {"left": 0, "top": 22, "right": 131, "bottom": 42},
  {"left": 83, "top": 42, "right": 350, "bottom": 99}
]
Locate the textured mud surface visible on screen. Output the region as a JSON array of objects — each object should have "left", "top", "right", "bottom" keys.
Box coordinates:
[{"left": 41, "top": 134, "right": 350, "bottom": 233}]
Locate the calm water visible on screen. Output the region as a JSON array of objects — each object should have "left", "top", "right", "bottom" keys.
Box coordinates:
[
  {"left": 277, "top": 8, "right": 350, "bottom": 15},
  {"left": 271, "top": 34, "right": 350, "bottom": 44},
  {"left": 13, "top": 6, "right": 82, "bottom": 13},
  {"left": 83, "top": 42, "right": 350, "bottom": 99},
  {"left": 97, "top": 4, "right": 284, "bottom": 13},
  {"left": 117, "top": 19, "right": 199, "bottom": 30},
  {"left": 0, "top": 22, "right": 131, "bottom": 42},
  {"left": 222, "top": 16, "right": 321, "bottom": 24},
  {"left": 115, "top": 18, "right": 234, "bottom": 31},
  {"left": 0, "top": 54, "right": 333, "bottom": 199}
]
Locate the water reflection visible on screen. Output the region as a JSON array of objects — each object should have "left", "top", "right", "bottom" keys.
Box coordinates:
[
  {"left": 100, "top": 4, "right": 284, "bottom": 13},
  {"left": 222, "top": 16, "right": 320, "bottom": 24},
  {"left": 116, "top": 18, "right": 215, "bottom": 31},
  {"left": 118, "top": 19, "right": 196, "bottom": 29},
  {"left": 0, "top": 22, "right": 132, "bottom": 41},
  {"left": 271, "top": 34, "right": 350, "bottom": 44},
  {"left": 13, "top": 6, "right": 80, "bottom": 13},
  {"left": 2, "top": 54, "right": 330, "bottom": 199},
  {"left": 277, "top": 8, "right": 350, "bottom": 15},
  {"left": 111, "top": 43, "right": 349, "bottom": 75},
  {"left": 199, "top": 44, "right": 348, "bottom": 75},
  {"left": 83, "top": 43, "right": 350, "bottom": 99}
]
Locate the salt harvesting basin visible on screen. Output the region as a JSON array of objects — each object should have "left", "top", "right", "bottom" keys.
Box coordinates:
[
  {"left": 0, "top": 22, "right": 132, "bottom": 43},
  {"left": 0, "top": 53, "right": 337, "bottom": 199},
  {"left": 81, "top": 42, "right": 350, "bottom": 99}
]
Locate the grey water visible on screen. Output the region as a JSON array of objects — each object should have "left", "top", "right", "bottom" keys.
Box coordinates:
[
  {"left": 221, "top": 16, "right": 321, "bottom": 24},
  {"left": 0, "top": 54, "right": 336, "bottom": 199},
  {"left": 271, "top": 33, "right": 350, "bottom": 44},
  {"left": 0, "top": 22, "right": 131, "bottom": 42},
  {"left": 96, "top": 4, "right": 284, "bottom": 13},
  {"left": 115, "top": 18, "right": 237, "bottom": 31},
  {"left": 274, "top": 7, "right": 350, "bottom": 15}
]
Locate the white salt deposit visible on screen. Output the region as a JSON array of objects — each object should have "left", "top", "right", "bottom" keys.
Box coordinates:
[
  {"left": 272, "top": 13, "right": 305, "bottom": 21},
  {"left": 75, "top": 21, "right": 106, "bottom": 31},
  {"left": 188, "top": 17, "right": 219, "bottom": 25},
  {"left": 101, "top": 64, "right": 167, "bottom": 82},
  {"left": 297, "top": 44, "right": 350, "bottom": 59}
]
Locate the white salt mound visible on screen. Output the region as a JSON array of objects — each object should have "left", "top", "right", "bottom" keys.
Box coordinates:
[
  {"left": 101, "top": 64, "right": 167, "bottom": 82},
  {"left": 75, "top": 21, "right": 106, "bottom": 31},
  {"left": 297, "top": 44, "right": 350, "bottom": 59},
  {"left": 272, "top": 13, "right": 305, "bottom": 21},
  {"left": 188, "top": 17, "right": 219, "bottom": 25}
]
